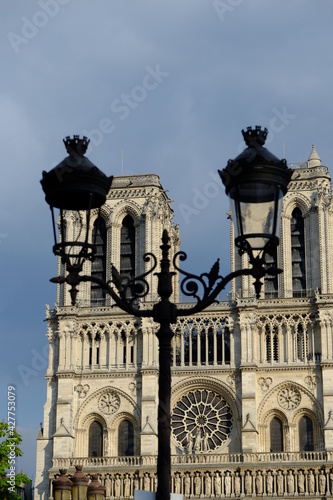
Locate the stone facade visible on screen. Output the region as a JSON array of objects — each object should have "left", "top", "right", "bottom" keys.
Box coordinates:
[{"left": 35, "top": 150, "right": 333, "bottom": 499}]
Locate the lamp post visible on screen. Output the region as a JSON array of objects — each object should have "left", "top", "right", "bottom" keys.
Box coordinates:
[{"left": 41, "top": 127, "right": 291, "bottom": 500}]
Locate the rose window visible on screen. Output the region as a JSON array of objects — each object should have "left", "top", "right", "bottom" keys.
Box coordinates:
[
  {"left": 277, "top": 386, "right": 301, "bottom": 410},
  {"left": 171, "top": 389, "right": 233, "bottom": 452},
  {"left": 98, "top": 391, "right": 120, "bottom": 415}
]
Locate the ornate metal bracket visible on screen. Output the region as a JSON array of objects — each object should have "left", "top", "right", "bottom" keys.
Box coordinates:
[{"left": 52, "top": 229, "right": 281, "bottom": 318}]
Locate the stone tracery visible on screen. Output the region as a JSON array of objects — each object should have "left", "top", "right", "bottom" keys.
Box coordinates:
[
  {"left": 277, "top": 386, "right": 301, "bottom": 410},
  {"left": 172, "top": 389, "right": 233, "bottom": 452},
  {"left": 98, "top": 391, "right": 121, "bottom": 415}
]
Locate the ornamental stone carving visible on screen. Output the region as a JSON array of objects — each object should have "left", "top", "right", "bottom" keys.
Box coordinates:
[
  {"left": 258, "top": 376, "right": 273, "bottom": 392},
  {"left": 227, "top": 372, "right": 241, "bottom": 389},
  {"left": 98, "top": 391, "right": 120, "bottom": 415},
  {"left": 305, "top": 375, "right": 318, "bottom": 390},
  {"left": 277, "top": 385, "right": 301, "bottom": 410},
  {"left": 172, "top": 389, "right": 232, "bottom": 452},
  {"left": 128, "top": 381, "right": 136, "bottom": 394},
  {"left": 75, "top": 384, "right": 90, "bottom": 398}
]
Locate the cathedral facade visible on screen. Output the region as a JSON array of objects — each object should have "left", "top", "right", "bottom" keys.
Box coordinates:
[{"left": 35, "top": 147, "right": 333, "bottom": 499}]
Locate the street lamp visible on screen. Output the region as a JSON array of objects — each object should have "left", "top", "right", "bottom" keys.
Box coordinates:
[
  {"left": 87, "top": 474, "right": 106, "bottom": 500},
  {"left": 41, "top": 127, "right": 291, "bottom": 500},
  {"left": 53, "top": 469, "right": 72, "bottom": 500},
  {"left": 71, "top": 465, "right": 90, "bottom": 500}
]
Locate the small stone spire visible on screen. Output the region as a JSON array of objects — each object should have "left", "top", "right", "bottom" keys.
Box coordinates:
[
  {"left": 37, "top": 422, "right": 43, "bottom": 438},
  {"left": 308, "top": 144, "right": 321, "bottom": 167}
]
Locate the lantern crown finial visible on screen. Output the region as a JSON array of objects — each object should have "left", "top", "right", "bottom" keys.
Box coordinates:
[
  {"left": 242, "top": 126, "right": 268, "bottom": 147},
  {"left": 63, "top": 135, "right": 90, "bottom": 156}
]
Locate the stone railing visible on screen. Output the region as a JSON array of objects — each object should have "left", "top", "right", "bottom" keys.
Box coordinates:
[
  {"left": 52, "top": 451, "right": 328, "bottom": 470},
  {"left": 243, "top": 451, "right": 327, "bottom": 463},
  {"left": 51, "top": 453, "right": 333, "bottom": 498},
  {"left": 53, "top": 455, "right": 156, "bottom": 468}
]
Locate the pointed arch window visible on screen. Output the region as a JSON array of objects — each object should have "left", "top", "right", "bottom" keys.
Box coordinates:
[
  {"left": 296, "top": 323, "right": 308, "bottom": 361},
  {"left": 264, "top": 246, "right": 278, "bottom": 298},
  {"left": 95, "top": 333, "right": 101, "bottom": 366},
  {"left": 183, "top": 325, "right": 191, "bottom": 365},
  {"left": 224, "top": 328, "right": 231, "bottom": 364},
  {"left": 118, "top": 420, "right": 134, "bottom": 456},
  {"left": 270, "top": 417, "right": 283, "bottom": 452},
  {"left": 265, "top": 325, "right": 279, "bottom": 362},
  {"left": 88, "top": 333, "right": 92, "bottom": 367},
  {"left": 89, "top": 421, "right": 103, "bottom": 457},
  {"left": 120, "top": 215, "right": 135, "bottom": 282},
  {"left": 191, "top": 328, "right": 198, "bottom": 366},
  {"left": 200, "top": 330, "right": 206, "bottom": 365},
  {"left": 207, "top": 327, "right": 214, "bottom": 364},
  {"left": 121, "top": 331, "right": 127, "bottom": 365},
  {"left": 291, "top": 208, "right": 306, "bottom": 297},
  {"left": 91, "top": 217, "right": 107, "bottom": 305},
  {"left": 299, "top": 416, "right": 314, "bottom": 451},
  {"left": 216, "top": 326, "right": 230, "bottom": 365}
]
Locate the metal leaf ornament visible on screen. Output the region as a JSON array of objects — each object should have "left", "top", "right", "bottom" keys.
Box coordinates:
[
  {"left": 111, "top": 265, "right": 122, "bottom": 291},
  {"left": 206, "top": 259, "right": 220, "bottom": 290}
]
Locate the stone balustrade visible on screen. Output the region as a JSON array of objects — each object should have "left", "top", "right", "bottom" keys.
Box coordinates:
[
  {"left": 52, "top": 451, "right": 328, "bottom": 470},
  {"left": 51, "top": 453, "right": 333, "bottom": 498}
]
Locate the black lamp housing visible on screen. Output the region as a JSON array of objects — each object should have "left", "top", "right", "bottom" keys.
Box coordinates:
[
  {"left": 219, "top": 126, "right": 292, "bottom": 255},
  {"left": 41, "top": 136, "right": 112, "bottom": 269}
]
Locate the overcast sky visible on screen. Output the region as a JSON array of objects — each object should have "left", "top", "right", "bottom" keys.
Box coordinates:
[{"left": 1, "top": 0, "right": 333, "bottom": 482}]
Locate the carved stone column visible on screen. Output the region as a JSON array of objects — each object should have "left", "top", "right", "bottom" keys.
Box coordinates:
[{"left": 47, "top": 331, "right": 54, "bottom": 375}]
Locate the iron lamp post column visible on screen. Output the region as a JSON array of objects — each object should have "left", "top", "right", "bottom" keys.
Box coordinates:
[{"left": 153, "top": 231, "right": 177, "bottom": 500}]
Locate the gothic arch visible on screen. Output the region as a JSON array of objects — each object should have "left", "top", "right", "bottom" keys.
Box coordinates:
[
  {"left": 77, "top": 320, "right": 137, "bottom": 339},
  {"left": 282, "top": 194, "right": 310, "bottom": 218},
  {"left": 110, "top": 410, "right": 139, "bottom": 430},
  {"left": 258, "top": 380, "right": 320, "bottom": 424},
  {"left": 172, "top": 316, "right": 232, "bottom": 367},
  {"left": 79, "top": 322, "right": 105, "bottom": 335},
  {"left": 74, "top": 412, "right": 107, "bottom": 458},
  {"left": 112, "top": 200, "right": 142, "bottom": 226},
  {"left": 291, "top": 407, "right": 320, "bottom": 425},
  {"left": 187, "top": 316, "right": 231, "bottom": 329},
  {"left": 291, "top": 407, "right": 323, "bottom": 451},
  {"left": 81, "top": 411, "right": 107, "bottom": 431},
  {"left": 109, "top": 411, "right": 140, "bottom": 456},
  {"left": 171, "top": 376, "right": 238, "bottom": 412},
  {"left": 262, "top": 410, "right": 287, "bottom": 453},
  {"left": 91, "top": 204, "right": 113, "bottom": 226},
  {"left": 258, "top": 380, "right": 323, "bottom": 452},
  {"left": 73, "top": 385, "right": 140, "bottom": 431},
  {"left": 262, "top": 407, "right": 288, "bottom": 427}
]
